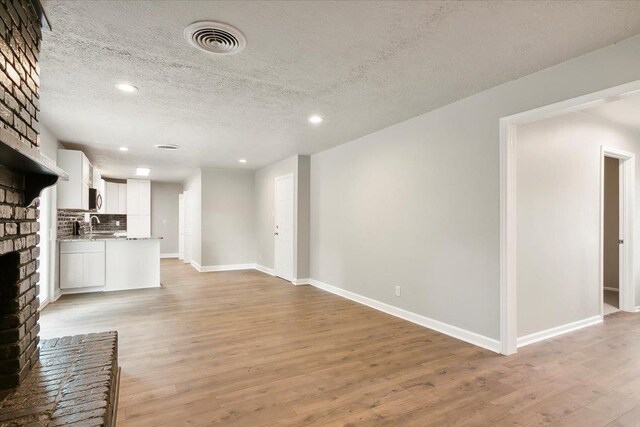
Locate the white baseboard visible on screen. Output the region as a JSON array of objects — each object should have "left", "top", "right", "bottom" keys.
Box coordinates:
[
  {"left": 307, "top": 279, "right": 500, "bottom": 353},
  {"left": 517, "top": 315, "right": 603, "bottom": 348},
  {"left": 292, "top": 278, "right": 311, "bottom": 286},
  {"left": 254, "top": 264, "right": 275, "bottom": 276},
  {"left": 160, "top": 253, "right": 179, "bottom": 259},
  {"left": 192, "top": 262, "right": 255, "bottom": 272},
  {"left": 604, "top": 286, "right": 620, "bottom": 293},
  {"left": 635, "top": 306, "right": 640, "bottom": 313}
]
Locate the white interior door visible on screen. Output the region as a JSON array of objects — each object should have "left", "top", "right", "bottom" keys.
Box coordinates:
[
  {"left": 178, "top": 193, "right": 184, "bottom": 260},
  {"left": 274, "top": 174, "right": 294, "bottom": 281}
]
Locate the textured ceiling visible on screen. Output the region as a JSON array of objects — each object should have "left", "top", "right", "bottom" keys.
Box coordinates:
[
  {"left": 586, "top": 93, "right": 640, "bottom": 133},
  {"left": 39, "top": 1, "right": 640, "bottom": 182}
]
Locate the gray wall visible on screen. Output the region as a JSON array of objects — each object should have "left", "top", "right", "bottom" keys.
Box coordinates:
[
  {"left": 254, "top": 155, "right": 310, "bottom": 279},
  {"left": 517, "top": 112, "right": 640, "bottom": 337},
  {"left": 151, "top": 182, "right": 182, "bottom": 255},
  {"left": 201, "top": 168, "right": 255, "bottom": 266},
  {"left": 297, "top": 156, "right": 311, "bottom": 279},
  {"left": 310, "top": 35, "right": 640, "bottom": 340},
  {"left": 604, "top": 157, "right": 619, "bottom": 290}
]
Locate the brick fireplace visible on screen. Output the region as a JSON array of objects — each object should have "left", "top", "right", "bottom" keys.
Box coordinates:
[
  {"left": 0, "top": 0, "right": 52, "bottom": 392},
  {"left": 0, "top": 167, "right": 41, "bottom": 390},
  {"left": 0, "top": 3, "right": 119, "bottom": 425}
]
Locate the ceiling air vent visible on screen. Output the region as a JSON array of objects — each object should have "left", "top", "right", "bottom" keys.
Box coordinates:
[
  {"left": 155, "top": 144, "right": 180, "bottom": 150},
  {"left": 184, "top": 21, "right": 246, "bottom": 55}
]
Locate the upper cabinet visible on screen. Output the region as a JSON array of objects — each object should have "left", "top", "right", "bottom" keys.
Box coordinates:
[
  {"left": 104, "top": 181, "right": 127, "bottom": 214},
  {"left": 57, "top": 149, "right": 93, "bottom": 210},
  {"left": 127, "top": 179, "right": 151, "bottom": 237},
  {"left": 126, "top": 179, "right": 150, "bottom": 215}
]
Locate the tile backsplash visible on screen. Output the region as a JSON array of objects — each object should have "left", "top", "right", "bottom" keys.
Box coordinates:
[{"left": 57, "top": 210, "right": 126, "bottom": 237}]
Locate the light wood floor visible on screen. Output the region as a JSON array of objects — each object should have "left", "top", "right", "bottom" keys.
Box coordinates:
[{"left": 40, "top": 259, "right": 640, "bottom": 426}]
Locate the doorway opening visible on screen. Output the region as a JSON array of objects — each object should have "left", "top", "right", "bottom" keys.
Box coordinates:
[
  {"left": 500, "top": 80, "right": 640, "bottom": 355},
  {"left": 274, "top": 173, "right": 294, "bottom": 282},
  {"left": 601, "top": 148, "right": 634, "bottom": 317},
  {"left": 603, "top": 156, "right": 621, "bottom": 315}
]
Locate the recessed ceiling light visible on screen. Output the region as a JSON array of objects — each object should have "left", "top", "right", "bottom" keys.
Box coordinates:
[
  {"left": 238, "top": 159, "right": 247, "bottom": 163},
  {"left": 119, "top": 147, "right": 129, "bottom": 152},
  {"left": 308, "top": 115, "right": 323, "bottom": 124},
  {"left": 136, "top": 167, "right": 150, "bottom": 176},
  {"left": 115, "top": 83, "right": 138, "bottom": 93}
]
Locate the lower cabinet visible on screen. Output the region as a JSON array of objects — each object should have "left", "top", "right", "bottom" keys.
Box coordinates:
[{"left": 59, "top": 241, "right": 106, "bottom": 289}]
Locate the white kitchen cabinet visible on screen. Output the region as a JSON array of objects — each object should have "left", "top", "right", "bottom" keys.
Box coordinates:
[
  {"left": 105, "top": 182, "right": 117, "bottom": 213},
  {"left": 127, "top": 179, "right": 150, "bottom": 237},
  {"left": 104, "top": 182, "right": 127, "bottom": 214},
  {"left": 118, "top": 183, "right": 127, "bottom": 214},
  {"left": 57, "top": 149, "right": 93, "bottom": 210},
  {"left": 59, "top": 241, "right": 106, "bottom": 290},
  {"left": 126, "top": 179, "right": 150, "bottom": 214},
  {"left": 59, "top": 252, "right": 83, "bottom": 289}
]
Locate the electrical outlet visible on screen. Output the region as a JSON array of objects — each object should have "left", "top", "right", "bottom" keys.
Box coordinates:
[
  {"left": 115, "top": 221, "right": 120, "bottom": 226},
  {"left": 395, "top": 285, "right": 401, "bottom": 297}
]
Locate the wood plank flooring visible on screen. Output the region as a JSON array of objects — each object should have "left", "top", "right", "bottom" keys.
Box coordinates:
[{"left": 39, "top": 259, "right": 640, "bottom": 426}]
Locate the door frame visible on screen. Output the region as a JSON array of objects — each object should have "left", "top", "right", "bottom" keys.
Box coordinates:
[
  {"left": 274, "top": 173, "right": 295, "bottom": 282},
  {"left": 601, "top": 148, "right": 635, "bottom": 315},
  {"left": 178, "top": 193, "right": 184, "bottom": 260},
  {"left": 500, "top": 80, "right": 640, "bottom": 355}
]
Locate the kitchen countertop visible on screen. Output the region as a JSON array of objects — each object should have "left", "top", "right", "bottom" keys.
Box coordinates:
[{"left": 58, "top": 235, "right": 163, "bottom": 242}]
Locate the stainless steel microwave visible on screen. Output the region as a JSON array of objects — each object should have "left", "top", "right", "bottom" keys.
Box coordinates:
[{"left": 89, "top": 188, "right": 103, "bottom": 211}]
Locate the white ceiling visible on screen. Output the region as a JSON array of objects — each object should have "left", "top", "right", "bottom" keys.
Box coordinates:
[
  {"left": 39, "top": 1, "right": 640, "bottom": 182},
  {"left": 585, "top": 93, "right": 640, "bottom": 133}
]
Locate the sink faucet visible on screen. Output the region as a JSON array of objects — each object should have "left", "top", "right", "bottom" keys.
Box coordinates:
[{"left": 89, "top": 215, "right": 100, "bottom": 237}]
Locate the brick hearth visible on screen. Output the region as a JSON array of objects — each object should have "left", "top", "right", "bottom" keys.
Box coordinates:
[{"left": 0, "top": 331, "right": 119, "bottom": 426}]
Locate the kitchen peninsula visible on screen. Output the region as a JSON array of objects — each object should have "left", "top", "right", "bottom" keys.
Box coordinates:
[{"left": 58, "top": 235, "right": 161, "bottom": 293}]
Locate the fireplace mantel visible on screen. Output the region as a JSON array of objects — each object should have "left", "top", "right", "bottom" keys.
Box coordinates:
[{"left": 0, "top": 128, "right": 68, "bottom": 207}]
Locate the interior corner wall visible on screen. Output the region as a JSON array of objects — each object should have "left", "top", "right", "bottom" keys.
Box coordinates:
[
  {"left": 184, "top": 169, "right": 202, "bottom": 266},
  {"left": 254, "top": 155, "right": 310, "bottom": 279},
  {"left": 255, "top": 156, "right": 297, "bottom": 270},
  {"left": 297, "top": 156, "right": 311, "bottom": 279},
  {"left": 309, "top": 34, "right": 640, "bottom": 341},
  {"left": 200, "top": 168, "right": 255, "bottom": 267},
  {"left": 517, "top": 112, "right": 640, "bottom": 337},
  {"left": 150, "top": 182, "right": 182, "bottom": 255}
]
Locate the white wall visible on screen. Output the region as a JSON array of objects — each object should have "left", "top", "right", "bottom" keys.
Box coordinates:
[
  {"left": 254, "top": 155, "right": 310, "bottom": 279},
  {"left": 150, "top": 182, "right": 182, "bottom": 255},
  {"left": 310, "top": 35, "right": 640, "bottom": 341},
  {"left": 200, "top": 168, "right": 255, "bottom": 267},
  {"left": 38, "top": 125, "right": 63, "bottom": 303},
  {"left": 517, "top": 111, "right": 640, "bottom": 337},
  {"left": 184, "top": 170, "right": 202, "bottom": 266}
]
